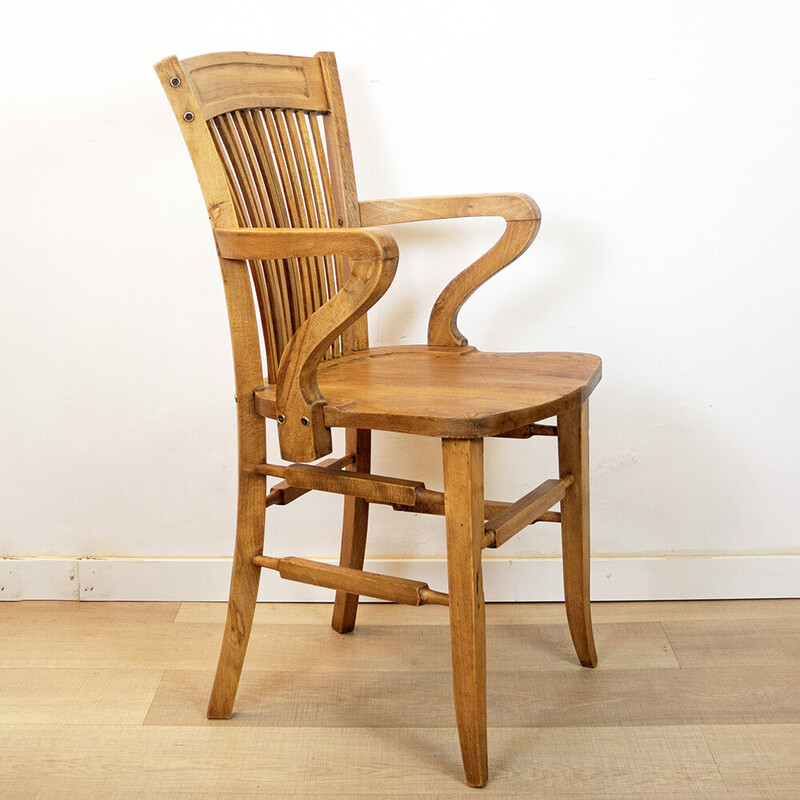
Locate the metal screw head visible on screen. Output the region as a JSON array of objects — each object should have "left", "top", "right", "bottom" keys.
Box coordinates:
[
  {"left": 277, "top": 414, "right": 286, "bottom": 424},
  {"left": 169, "top": 76, "right": 181, "bottom": 87},
  {"left": 183, "top": 111, "right": 195, "bottom": 122},
  {"left": 300, "top": 417, "right": 310, "bottom": 427}
]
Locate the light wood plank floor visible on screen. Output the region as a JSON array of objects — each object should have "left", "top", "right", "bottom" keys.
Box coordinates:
[{"left": 1, "top": 599, "right": 798, "bottom": 798}]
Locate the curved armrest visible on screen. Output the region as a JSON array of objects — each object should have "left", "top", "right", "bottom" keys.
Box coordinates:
[
  {"left": 358, "top": 194, "right": 541, "bottom": 346},
  {"left": 214, "top": 226, "right": 399, "bottom": 462}
]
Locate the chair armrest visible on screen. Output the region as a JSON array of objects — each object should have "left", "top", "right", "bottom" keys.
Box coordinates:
[
  {"left": 214, "top": 226, "right": 399, "bottom": 462},
  {"left": 358, "top": 193, "right": 540, "bottom": 225},
  {"left": 214, "top": 226, "right": 398, "bottom": 261},
  {"left": 358, "top": 194, "right": 541, "bottom": 347}
]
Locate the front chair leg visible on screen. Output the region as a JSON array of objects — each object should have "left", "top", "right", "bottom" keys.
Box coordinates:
[
  {"left": 557, "top": 400, "right": 598, "bottom": 668},
  {"left": 332, "top": 428, "right": 372, "bottom": 633},
  {"left": 442, "top": 438, "right": 489, "bottom": 788},
  {"left": 207, "top": 456, "right": 266, "bottom": 719}
]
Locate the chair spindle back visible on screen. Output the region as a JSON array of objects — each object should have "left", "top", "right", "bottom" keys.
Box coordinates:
[{"left": 156, "top": 51, "right": 365, "bottom": 382}]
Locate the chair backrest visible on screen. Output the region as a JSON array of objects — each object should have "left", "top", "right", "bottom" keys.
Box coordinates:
[{"left": 155, "top": 52, "right": 367, "bottom": 382}]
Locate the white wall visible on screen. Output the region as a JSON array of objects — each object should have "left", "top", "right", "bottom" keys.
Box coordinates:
[{"left": 1, "top": 0, "right": 798, "bottom": 599}]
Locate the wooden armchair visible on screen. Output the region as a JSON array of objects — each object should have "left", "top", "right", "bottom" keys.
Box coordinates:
[{"left": 155, "top": 51, "right": 601, "bottom": 787}]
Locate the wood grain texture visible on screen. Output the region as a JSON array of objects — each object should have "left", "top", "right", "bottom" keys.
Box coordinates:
[
  {"left": 154, "top": 56, "right": 239, "bottom": 228},
  {"left": 443, "top": 438, "right": 488, "bottom": 786},
  {"left": 702, "top": 724, "right": 800, "bottom": 793},
  {"left": 331, "top": 427, "right": 372, "bottom": 632},
  {"left": 0, "top": 620, "right": 697, "bottom": 673},
  {"left": 273, "top": 247, "right": 397, "bottom": 461},
  {"left": 206, "top": 253, "right": 268, "bottom": 720},
  {"left": 318, "top": 51, "right": 369, "bottom": 352},
  {"left": 259, "top": 557, "right": 446, "bottom": 607},
  {"left": 360, "top": 193, "right": 542, "bottom": 348},
  {"left": 0, "top": 724, "right": 731, "bottom": 797},
  {"left": 558, "top": 401, "right": 597, "bottom": 668},
  {"left": 0, "top": 668, "right": 163, "bottom": 725},
  {"left": 0, "top": 600, "right": 181, "bottom": 623},
  {"left": 145, "top": 664, "right": 800, "bottom": 729},
  {"left": 155, "top": 49, "right": 605, "bottom": 787},
  {"left": 255, "top": 346, "right": 602, "bottom": 438},
  {"left": 2, "top": 601, "right": 797, "bottom": 797},
  {"left": 259, "top": 459, "right": 421, "bottom": 505},
  {"left": 214, "top": 226, "right": 398, "bottom": 261},
  {"left": 358, "top": 193, "right": 540, "bottom": 225},
  {"left": 265, "top": 454, "right": 354, "bottom": 506},
  {"left": 170, "top": 598, "right": 800, "bottom": 626},
  {"left": 180, "top": 52, "right": 328, "bottom": 117},
  {"left": 429, "top": 218, "right": 539, "bottom": 346},
  {"left": 663, "top": 617, "right": 800, "bottom": 667},
  {"left": 484, "top": 477, "right": 570, "bottom": 548}
]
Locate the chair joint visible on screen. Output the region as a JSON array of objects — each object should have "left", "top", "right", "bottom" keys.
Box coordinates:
[
  {"left": 483, "top": 476, "right": 572, "bottom": 549},
  {"left": 496, "top": 423, "right": 558, "bottom": 439}
]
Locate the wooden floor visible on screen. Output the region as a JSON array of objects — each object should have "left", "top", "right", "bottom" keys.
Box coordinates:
[{"left": 1, "top": 599, "right": 798, "bottom": 798}]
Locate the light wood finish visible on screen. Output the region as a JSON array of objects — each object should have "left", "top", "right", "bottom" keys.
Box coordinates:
[
  {"left": 442, "top": 438, "right": 488, "bottom": 787},
  {"left": 180, "top": 52, "right": 329, "bottom": 117},
  {"left": 558, "top": 401, "right": 597, "bottom": 668},
  {"left": 254, "top": 346, "right": 601, "bottom": 438},
  {"left": 483, "top": 476, "right": 572, "bottom": 549},
  {"left": 265, "top": 453, "right": 354, "bottom": 506},
  {"left": 497, "top": 422, "right": 558, "bottom": 438},
  {"left": 701, "top": 724, "right": 800, "bottom": 793},
  {"left": 662, "top": 616, "right": 800, "bottom": 667},
  {"left": 2, "top": 601, "right": 798, "bottom": 798},
  {"left": 361, "top": 194, "right": 541, "bottom": 351},
  {"left": 0, "top": 617, "right": 680, "bottom": 673},
  {"left": 399, "top": 485, "right": 561, "bottom": 525},
  {"left": 215, "top": 227, "right": 398, "bottom": 462},
  {"left": 359, "top": 193, "right": 540, "bottom": 225},
  {"left": 0, "top": 724, "right": 735, "bottom": 798},
  {"left": 213, "top": 225, "right": 399, "bottom": 260},
  {"left": 155, "top": 50, "right": 603, "bottom": 785},
  {"left": 332, "top": 427, "right": 372, "bottom": 632},
  {"left": 0, "top": 668, "right": 163, "bottom": 725},
  {"left": 258, "top": 460, "right": 422, "bottom": 505},
  {"left": 253, "top": 556, "right": 449, "bottom": 606},
  {"left": 170, "top": 598, "right": 800, "bottom": 626},
  {"left": 147, "top": 663, "right": 800, "bottom": 729}
]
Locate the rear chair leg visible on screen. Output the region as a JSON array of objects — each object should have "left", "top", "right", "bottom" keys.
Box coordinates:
[
  {"left": 332, "top": 429, "right": 372, "bottom": 634},
  {"left": 557, "top": 400, "right": 598, "bottom": 668},
  {"left": 208, "top": 426, "right": 266, "bottom": 718},
  {"left": 442, "top": 438, "right": 489, "bottom": 788}
]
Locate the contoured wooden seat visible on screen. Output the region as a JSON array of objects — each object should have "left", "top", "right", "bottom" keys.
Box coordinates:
[{"left": 155, "top": 51, "right": 601, "bottom": 787}]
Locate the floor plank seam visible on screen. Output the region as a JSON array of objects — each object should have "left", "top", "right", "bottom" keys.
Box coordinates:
[{"left": 699, "top": 724, "right": 731, "bottom": 793}]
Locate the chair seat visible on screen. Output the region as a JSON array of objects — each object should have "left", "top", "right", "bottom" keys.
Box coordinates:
[{"left": 255, "top": 345, "right": 601, "bottom": 438}]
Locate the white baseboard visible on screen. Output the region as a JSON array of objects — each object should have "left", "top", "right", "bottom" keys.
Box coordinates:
[{"left": 1, "top": 554, "right": 797, "bottom": 601}]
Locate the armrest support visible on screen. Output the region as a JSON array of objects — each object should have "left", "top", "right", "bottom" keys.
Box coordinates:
[
  {"left": 214, "top": 226, "right": 399, "bottom": 462},
  {"left": 358, "top": 194, "right": 541, "bottom": 346}
]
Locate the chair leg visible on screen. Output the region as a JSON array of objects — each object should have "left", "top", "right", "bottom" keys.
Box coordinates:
[
  {"left": 557, "top": 400, "right": 598, "bottom": 668},
  {"left": 332, "top": 428, "right": 372, "bottom": 634},
  {"left": 207, "top": 458, "right": 266, "bottom": 719},
  {"left": 442, "top": 438, "right": 488, "bottom": 788}
]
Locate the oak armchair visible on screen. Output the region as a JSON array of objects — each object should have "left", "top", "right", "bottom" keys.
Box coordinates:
[{"left": 155, "top": 51, "right": 601, "bottom": 787}]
